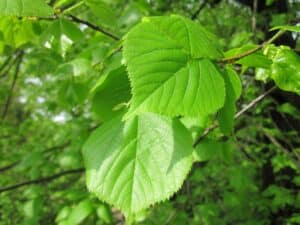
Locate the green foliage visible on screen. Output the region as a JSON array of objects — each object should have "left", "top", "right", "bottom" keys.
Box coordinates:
[
  {"left": 0, "top": 1, "right": 300, "bottom": 225},
  {"left": 256, "top": 45, "right": 300, "bottom": 94},
  {"left": 0, "top": 0, "right": 53, "bottom": 17},
  {"left": 40, "top": 18, "right": 84, "bottom": 56},
  {"left": 84, "top": 0, "right": 117, "bottom": 27}
]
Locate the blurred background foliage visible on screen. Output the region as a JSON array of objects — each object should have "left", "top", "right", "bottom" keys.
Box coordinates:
[{"left": 0, "top": 0, "right": 300, "bottom": 224}]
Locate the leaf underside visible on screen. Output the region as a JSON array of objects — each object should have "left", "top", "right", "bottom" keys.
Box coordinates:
[{"left": 83, "top": 113, "right": 194, "bottom": 215}]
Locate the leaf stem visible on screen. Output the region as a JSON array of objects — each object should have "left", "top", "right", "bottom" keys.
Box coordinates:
[{"left": 219, "top": 30, "right": 285, "bottom": 63}]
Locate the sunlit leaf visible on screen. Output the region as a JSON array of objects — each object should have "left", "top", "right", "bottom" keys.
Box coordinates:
[{"left": 83, "top": 113, "right": 193, "bottom": 215}]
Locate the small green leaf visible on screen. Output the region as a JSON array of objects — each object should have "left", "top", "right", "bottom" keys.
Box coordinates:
[
  {"left": 264, "top": 45, "right": 300, "bottom": 94},
  {"left": 270, "top": 25, "right": 300, "bottom": 33},
  {"left": 218, "top": 67, "right": 242, "bottom": 134},
  {"left": 85, "top": 0, "right": 117, "bottom": 27},
  {"left": 270, "top": 49, "right": 300, "bottom": 94},
  {"left": 67, "top": 200, "right": 94, "bottom": 225},
  {"left": 0, "top": 0, "right": 53, "bottom": 16},
  {"left": 40, "top": 19, "right": 84, "bottom": 55},
  {"left": 83, "top": 112, "right": 194, "bottom": 215},
  {"left": 96, "top": 204, "right": 113, "bottom": 224},
  {"left": 255, "top": 68, "right": 270, "bottom": 82}
]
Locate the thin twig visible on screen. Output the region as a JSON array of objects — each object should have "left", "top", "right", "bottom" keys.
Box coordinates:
[
  {"left": 193, "top": 86, "right": 277, "bottom": 147},
  {"left": 0, "top": 168, "right": 84, "bottom": 193},
  {"left": 67, "top": 15, "right": 120, "bottom": 41},
  {"left": 234, "top": 86, "right": 277, "bottom": 119},
  {"left": 163, "top": 210, "right": 176, "bottom": 225},
  {"left": 43, "top": 140, "right": 71, "bottom": 154},
  {"left": 1, "top": 51, "right": 24, "bottom": 122},
  {"left": 233, "top": 135, "right": 256, "bottom": 162}
]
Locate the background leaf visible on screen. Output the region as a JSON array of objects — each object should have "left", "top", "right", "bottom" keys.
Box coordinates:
[{"left": 0, "top": 0, "right": 53, "bottom": 16}]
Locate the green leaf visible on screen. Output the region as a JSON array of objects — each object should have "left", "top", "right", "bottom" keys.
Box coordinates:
[
  {"left": 58, "top": 80, "right": 89, "bottom": 107},
  {"left": 264, "top": 45, "right": 300, "bottom": 94},
  {"left": 56, "top": 58, "right": 91, "bottom": 78},
  {"left": 193, "top": 138, "right": 222, "bottom": 162},
  {"left": 0, "top": 18, "right": 37, "bottom": 48},
  {"left": 96, "top": 204, "right": 113, "bottom": 224},
  {"left": 40, "top": 18, "right": 84, "bottom": 55},
  {"left": 85, "top": 0, "right": 117, "bottom": 27},
  {"left": 270, "top": 25, "right": 300, "bottom": 33},
  {"left": 83, "top": 112, "right": 194, "bottom": 215},
  {"left": 67, "top": 200, "right": 94, "bottom": 225},
  {"left": 270, "top": 49, "right": 300, "bottom": 95},
  {"left": 0, "top": 0, "right": 53, "bottom": 17},
  {"left": 217, "top": 67, "right": 242, "bottom": 134},
  {"left": 226, "top": 66, "right": 242, "bottom": 99},
  {"left": 123, "top": 15, "right": 225, "bottom": 118},
  {"left": 255, "top": 68, "right": 270, "bottom": 82},
  {"left": 91, "top": 66, "right": 131, "bottom": 121}
]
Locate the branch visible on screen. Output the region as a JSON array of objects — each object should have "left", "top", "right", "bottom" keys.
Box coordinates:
[
  {"left": 67, "top": 15, "right": 120, "bottom": 41},
  {"left": 193, "top": 86, "right": 277, "bottom": 147},
  {"left": 0, "top": 141, "right": 72, "bottom": 174},
  {"left": 0, "top": 55, "right": 13, "bottom": 74},
  {"left": 0, "top": 162, "right": 19, "bottom": 173},
  {"left": 1, "top": 51, "right": 24, "bottom": 122},
  {"left": 234, "top": 86, "right": 277, "bottom": 119},
  {"left": 43, "top": 140, "right": 71, "bottom": 154},
  {"left": 0, "top": 51, "right": 22, "bottom": 79},
  {"left": 191, "top": 0, "right": 208, "bottom": 20},
  {"left": 0, "top": 168, "right": 84, "bottom": 193},
  {"left": 219, "top": 30, "right": 285, "bottom": 63}
]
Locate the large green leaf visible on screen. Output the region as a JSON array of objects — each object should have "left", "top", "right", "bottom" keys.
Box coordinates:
[
  {"left": 83, "top": 112, "right": 194, "bottom": 215},
  {"left": 0, "top": 0, "right": 53, "bottom": 16},
  {"left": 123, "top": 15, "right": 225, "bottom": 118},
  {"left": 91, "top": 66, "right": 131, "bottom": 121}
]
